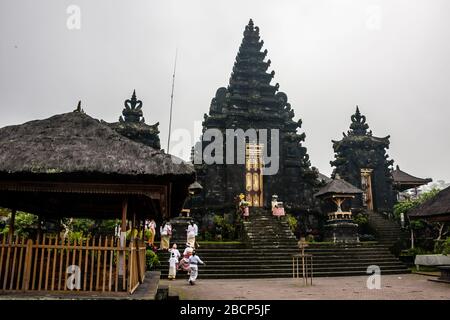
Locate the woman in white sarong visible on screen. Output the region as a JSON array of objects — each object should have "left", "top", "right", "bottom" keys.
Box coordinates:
[
  {"left": 159, "top": 221, "right": 172, "bottom": 250},
  {"left": 186, "top": 221, "right": 196, "bottom": 247},
  {"left": 146, "top": 219, "right": 156, "bottom": 246},
  {"left": 168, "top": 244, "right": 181, "bottom": 280}
]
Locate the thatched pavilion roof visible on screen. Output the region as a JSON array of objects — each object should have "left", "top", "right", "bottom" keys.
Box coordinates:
[
  {"left": 314, "top": 176, "right": 363, "bottom": 199},
  {"left": 0, "top": 111, "right": 194, "bottom": 179},
  {"left": 408, "top": 186, "right": 450, "bottom": 222},
  {"left": 392, "top": 165, "right": 432, "bottom": 192}
]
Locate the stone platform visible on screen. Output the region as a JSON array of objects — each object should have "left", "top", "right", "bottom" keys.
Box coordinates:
[{"left": 157, "top": 208, "right": 409, "bottom": 279}]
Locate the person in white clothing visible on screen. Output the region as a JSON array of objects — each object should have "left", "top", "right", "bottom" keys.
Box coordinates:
[
  {"left": 159, "top": 221, "right": 172, "bottom": 250},
  {"left": 186, "top": 221, "right": 196, "bottom": 247},
  {"left": 193, "top": 222, "right": 199, "bottom": 248},
  {"left": 179, "top": 244, "right": 193, "bottom": 274},
  {"left": 168, "top": 244, "right": 181, "bottom": 280},
  {"left": 188, "top": 250, "right": 205, "bottom": 285}
]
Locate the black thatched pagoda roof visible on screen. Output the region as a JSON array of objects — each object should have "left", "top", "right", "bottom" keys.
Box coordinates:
[
  {"left": 314, "top": 176, "right": 363, "bottom": 199},
  {"left": 0, "top": 110, "right": 193, "bottom": 179},
  {"left": 392, "top": 165, "right": 432, "bottom": 191},
  {"left": 408, "top": 186, "right": 450, "bottom": 222}
]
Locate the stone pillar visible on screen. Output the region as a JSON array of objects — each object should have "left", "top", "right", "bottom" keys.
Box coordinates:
[{"left": 169, "top": 216, "right": 193, "bottom": 246}]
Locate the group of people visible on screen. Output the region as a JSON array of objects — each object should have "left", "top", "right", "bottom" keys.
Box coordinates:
[
  {"left": 167, "top": 243, "right": 205, "bottom": 285},
  {"left": 236, "top": 193, "right": 286, "bottom": 220},
  {"left": 154, "top": 220, "right": 199, "bottom": 251},
  {"left": 143, "top": 219, "right": 204, "bottom": 284}
]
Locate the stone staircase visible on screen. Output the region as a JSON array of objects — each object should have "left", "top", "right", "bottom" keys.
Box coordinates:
[
  {"left": 156, "top": 208, "right": 409, "bottom": 279},
  {"left": 367, "top": 210, "right": 408, "bottom": 247}
]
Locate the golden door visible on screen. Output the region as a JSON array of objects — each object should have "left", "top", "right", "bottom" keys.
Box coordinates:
[
  {"left": 245, "top": 143, "right": 264, "bottom": 207},
  {"left": 361, "top": 168, "right": 374, "bottom": 211}
]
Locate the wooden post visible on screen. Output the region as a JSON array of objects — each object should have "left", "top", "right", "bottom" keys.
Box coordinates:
[
  {"left": 22, "top": 239, "right": 33, "bottom": 291},
  {"left": 8, "top": 209, "right": 16, "bottom": 241},
  {"left": 135, "top": 238, "right": 143, "bottom": 284},
  {"left": 37, "top": 215, "right": 42, "bottom": 238}
]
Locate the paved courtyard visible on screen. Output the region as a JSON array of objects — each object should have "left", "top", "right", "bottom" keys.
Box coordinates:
[{"left": 160, "top": 274, "right": 450, "bottom": 300}]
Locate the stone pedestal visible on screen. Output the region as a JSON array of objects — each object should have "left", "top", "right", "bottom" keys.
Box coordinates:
[
  {"left": 169, "top": 216, "right": 193, "bottom": 246},
  {"left": 323, "top": 220, "right": 359, "bottom": 243}
]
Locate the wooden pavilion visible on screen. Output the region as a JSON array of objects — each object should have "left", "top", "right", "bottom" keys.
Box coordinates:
[
  {"left": 392, "top": 165, "right": 432, "bottom": 197},
  {"left": 0, "top": 109, "right": 195, "bottom": 294},
  {"left": 407, "top": 186, "right": 450, "bottom": 223}
]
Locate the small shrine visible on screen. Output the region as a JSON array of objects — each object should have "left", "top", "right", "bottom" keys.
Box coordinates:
[{"left": 314, "top": 175, "right": 363, "bottom": 243}]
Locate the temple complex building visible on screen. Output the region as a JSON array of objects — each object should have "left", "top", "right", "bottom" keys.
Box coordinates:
[
  {"left": 193, "top": 19, "right": 318, "bottom": 212},
  {"left": 330, "top": 106, "right": 395, "bottom": 213}
]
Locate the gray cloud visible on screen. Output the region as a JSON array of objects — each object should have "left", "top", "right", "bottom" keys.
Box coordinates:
[{"left": 1, "top": 0, "right": 449, "bottom": 182}]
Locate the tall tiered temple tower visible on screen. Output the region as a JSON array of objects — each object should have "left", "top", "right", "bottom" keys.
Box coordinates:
[
  {"left": 330, "top": 106, "right": 395, "bottom": 212},
  {"left": 194, "top": 19, "right": 318, "bottom": 211}
]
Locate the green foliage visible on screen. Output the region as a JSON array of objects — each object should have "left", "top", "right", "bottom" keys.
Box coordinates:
[
  {"left": 94, "top": 219, "right": 118, "bottom": 234},
  {"left": 146, "top": 249, "right": 160, "bottom": 270},
  {"left": 409, "top": 219, "right": 426, "bottom": 230},
  {"left": 286, "top": 214, "right": 298, "bottom": 233},
  {"left": 394, "top": 188, "right": 441, "bottom": 219},
  {"left": 0, "top": 211, "right": 39, "bottom": 238},
  {"left": 353, "top": 213, "right": 368, "bottom": 226},
  {"left": 213, "top": 215, "right": 235, "bottom": 240},
  {"left": 71, "top": 219, "right": 94, "bottom": 233},
  {"left": 434, "top": 237, "right": 450, "bottom": 255},
  {"left": 400, "top": 247, "right": 429, "bottom": 256},
  {"left": 202, "top": 231, "right": 213, "bottom": 241},
  {"left": 393, "top": 201, "right": 417, "bottom": 220},
  {"left": 1, "top": 212, "right": 39, "bottom": 238},
  {"left": 68, "top": 231, "right": 87, "bottom": 242},
  {"left": 0, "top": 207, "right": 10, "bottom": 217}
]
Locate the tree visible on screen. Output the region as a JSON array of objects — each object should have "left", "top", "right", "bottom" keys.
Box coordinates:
[{"left": 394, "top": 188, "right": 441, "bottom": 249}]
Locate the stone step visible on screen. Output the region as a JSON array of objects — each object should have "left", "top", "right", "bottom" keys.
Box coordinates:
[
  {"left": 159, "top": 249, "right": 397, "bottom": 255},
  {"left": 158, "top": 260, "right": 404, "bottom": 268},
  {"left": 158, "top": 209, "right": 409, "bottom": 280},
  {"left": 159, "top": 267, "right": 410, "bottom": 278}
]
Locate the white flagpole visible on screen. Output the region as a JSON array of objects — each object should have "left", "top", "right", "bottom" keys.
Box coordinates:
[{"left": 167, "top": 48, "right": 178, "bottom": 153}]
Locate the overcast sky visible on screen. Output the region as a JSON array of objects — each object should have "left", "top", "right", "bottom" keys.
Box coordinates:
[{"left": 1, "top": 0, "right": 449, "bottom": 182}]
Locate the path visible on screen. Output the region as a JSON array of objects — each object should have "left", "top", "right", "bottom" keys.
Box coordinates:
[{"left": 161, "top": 273, "right": 450, "bottom": 300}]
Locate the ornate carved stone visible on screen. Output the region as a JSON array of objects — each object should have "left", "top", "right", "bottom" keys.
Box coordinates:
[{"left": 106, "top": 90, "right": 161, "bottom": 149}]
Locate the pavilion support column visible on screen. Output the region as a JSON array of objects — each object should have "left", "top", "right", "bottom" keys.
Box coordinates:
[
  {"left": 119, "top": 198, "right": 128, "bottom": 277},
  {"left": 8, "top": 209, "right": 16, "bottom": 242},
  {"left": 131, "top": 213, "right": 136, "bottom": 240}
]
